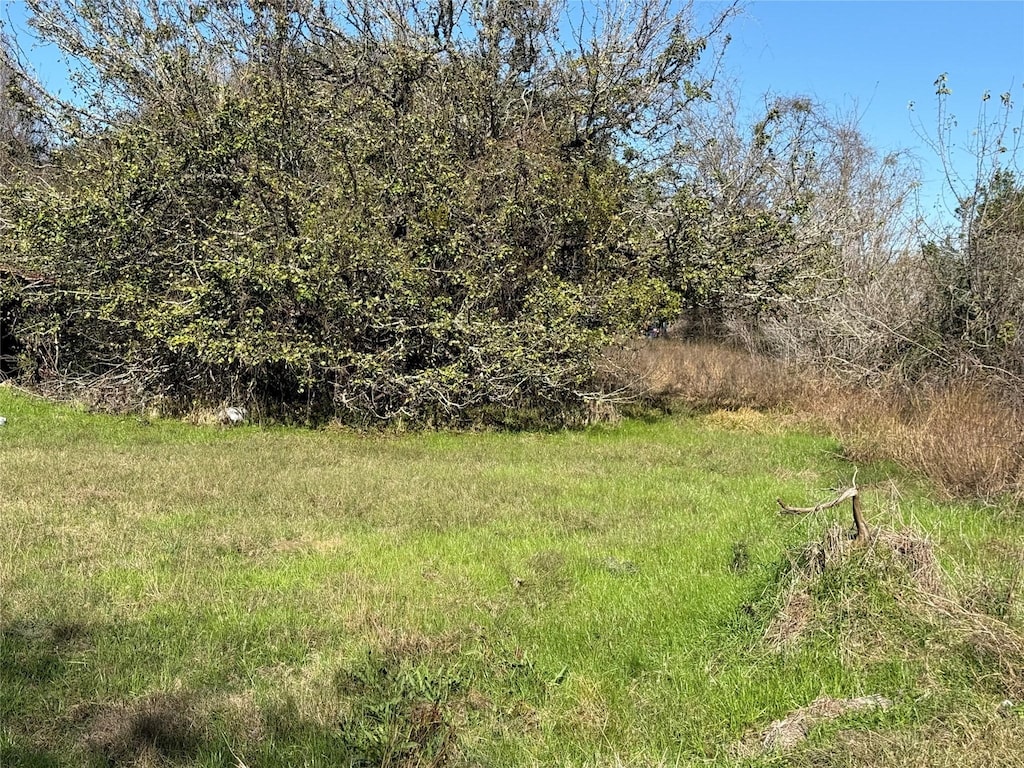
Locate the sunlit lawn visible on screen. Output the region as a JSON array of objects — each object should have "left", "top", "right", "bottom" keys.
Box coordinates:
[{"left": 2, "top": 388, "right": 1021, "bottom": 766}]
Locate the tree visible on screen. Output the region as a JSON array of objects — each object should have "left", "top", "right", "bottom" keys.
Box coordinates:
[
  {"left": 913, "top": 79, "right": 1024, "bottom": 379},
  {"left": 1, "top": 0, "right": 735, "bottom": 424},
  {"left": 0, "top": 28, "right": 44, "bottom": 170},
  {"left": 648, "top": 88, "right": 920, "bottom": 352}
]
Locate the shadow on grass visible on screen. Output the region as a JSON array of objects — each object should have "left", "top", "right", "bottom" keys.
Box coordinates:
[{"left": 1, "top": 614, "right": 516, "bottom": 767}]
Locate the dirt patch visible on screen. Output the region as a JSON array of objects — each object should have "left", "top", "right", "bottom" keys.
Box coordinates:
[{"left": 76, "top": 692, "right": 205, "bottom": 765}]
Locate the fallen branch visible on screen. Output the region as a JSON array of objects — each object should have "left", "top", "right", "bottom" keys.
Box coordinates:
[{"left": 777, "top": 486, "right": 869, "bottom": 543}]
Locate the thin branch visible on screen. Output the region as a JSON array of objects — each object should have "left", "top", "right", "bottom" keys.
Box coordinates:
[
  {"left": 777, "top": 483, "right": 870, "bottom": 542},
  {"left": 776, "top": 486, "right": 857, "bottom": 515}
]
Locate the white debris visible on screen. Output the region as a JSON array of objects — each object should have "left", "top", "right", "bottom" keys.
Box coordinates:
[
  {"left": 0, "top": 416, "right": 7, "bottom": 426},
  {"left": 216, "top": 406, "right": 247, "bottom": 426}
]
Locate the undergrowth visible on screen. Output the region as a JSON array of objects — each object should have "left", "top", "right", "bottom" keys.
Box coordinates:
[{"left": 608, "top": 339, "right": 1024, "bottom": 501}]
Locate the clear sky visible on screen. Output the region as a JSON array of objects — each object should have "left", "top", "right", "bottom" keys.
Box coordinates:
[
  {"left": 711, "top": 0, "right": 1024, "bottom": 221},
  {"left": 4, "top": 0, "right": 1023, "bottom": 222}
]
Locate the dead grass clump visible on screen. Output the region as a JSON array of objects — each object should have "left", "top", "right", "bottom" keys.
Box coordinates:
[
  {"left": 872, "top": 527, "right": 948, "bottom": 597},
  {"left": 565, "top": 677, "right": 613, "bottom": 736},
  {"left": 800, "top": 715, "right": 1024, "bottom": 767},
  {"left": 800, "top": 381, "right": 1024, "bottom": 500},
  {"left": 78, "top": 692, "right": 205, "bottom": 766},
  {"left": 760, "top": 694, "right": 893, "bottom": 751},
  {"left": 597, "top": 339, "right": 801, "bottom": 410},
  {"left": 764, "top": 586, "right": 814, "bottom": 650},
  {"left": 363, "top": 623, "right": 467, "bottom": 662}
]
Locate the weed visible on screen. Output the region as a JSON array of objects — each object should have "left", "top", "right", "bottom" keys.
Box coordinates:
[
  {"left": 730, "top": 541, "right": 751, "bottom": 574},
  {"left": 333, "top": 648, "right": 467, "bottom": 767}
]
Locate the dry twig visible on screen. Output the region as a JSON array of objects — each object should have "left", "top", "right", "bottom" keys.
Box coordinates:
[{"left": 777, "top": 482, "right": 869, "bottom": 542}]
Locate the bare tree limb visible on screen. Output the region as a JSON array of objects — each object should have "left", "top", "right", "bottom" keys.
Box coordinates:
[{"left": 777, "top": 484, "right": 869, "bottom": 543}]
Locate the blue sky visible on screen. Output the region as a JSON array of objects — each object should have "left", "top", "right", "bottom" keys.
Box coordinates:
[
  {"left": 710, "top": 0, "right": 1024, "bottom": 220},
  {"left": 4, "top": 0, "right": 1023, "bottom": 220}
]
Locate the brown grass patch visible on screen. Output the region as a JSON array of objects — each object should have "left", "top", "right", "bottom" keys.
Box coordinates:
[
  {"left": 606, "top": 339, "right": 1024, "bottom": 500},
  {"left": 597, "top": 339, "right": 800, "bottom": 410},
  {"left": 562, "top": 676, "right": 612, "bottom": 736},
  {"left": 75, "top": 692, "right": 205, "bottom": 766},
  {"left": 705, "top": 407, "right": 782, "bottom": 434},
  {"left": 799, "top": 715, "right": 1024, "bottom": 767},
  {"left": 802, "top": 381, "right": 1024, "bottom": 500},
  {"left": 764, "top": 586, "right": 815, "bottom": 650}
]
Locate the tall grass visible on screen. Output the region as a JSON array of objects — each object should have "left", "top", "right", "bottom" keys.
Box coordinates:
[
  {"left": 807, "top": 381, "right": 1023, "bottom": 501},
  {"left": 598, "top": 339, "right": 801, "bottom": 411},
  {"left": 611, "top": 339, "right": 1024, "bottom": 501}
]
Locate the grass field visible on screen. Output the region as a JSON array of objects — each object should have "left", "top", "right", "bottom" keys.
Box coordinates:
[{"left": 2, "top": 386, "right": 1022, "bottom": 766}]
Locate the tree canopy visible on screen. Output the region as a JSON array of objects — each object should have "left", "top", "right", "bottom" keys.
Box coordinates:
[{"left": 5, "top": 2, "right": 1013, "bottom": 423}]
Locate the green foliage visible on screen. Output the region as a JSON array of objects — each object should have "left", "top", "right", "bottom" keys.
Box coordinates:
[
  {"left": 331, "top": 650, "right": 467, "bottom": 766},
  {"left": 656, "top": 185, "right": 802, "bottom": 321},
  {"left": 1, "top": 0, "right": 728, "bottom": 424}
]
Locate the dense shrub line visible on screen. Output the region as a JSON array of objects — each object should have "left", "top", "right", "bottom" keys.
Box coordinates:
[{"left": 1, "top": 4, "right": 1020, "bottom": 426}]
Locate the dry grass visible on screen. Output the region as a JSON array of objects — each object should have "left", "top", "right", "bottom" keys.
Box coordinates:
[
  {"left": 607, "top": 340, "right": 1024, "bottom": 500},
  {"left": 72, "top": 692, "right": 205, "bottom": 767},
  {"left": 758, "top": 694, "right": 893, "bottom": 751},
  {"left": 799, "top": 715, "right": 1024, "bottom": 768},
  {"left": 597, "top": 339, "right": 801, "bottom": 411},
  {"left": 802, "top": 381, "right": 1024, "bottom": 501}
]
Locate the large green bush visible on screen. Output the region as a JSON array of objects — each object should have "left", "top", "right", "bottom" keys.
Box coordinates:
[{"left": 3, "top": 0, "right": 716, "bottom": 424}]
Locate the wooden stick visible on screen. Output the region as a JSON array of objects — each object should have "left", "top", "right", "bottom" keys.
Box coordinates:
[
  {"left": 776, "top": 487, "right": 858, "bottom": 515},
  {"left": 777, "top": 486, "right": 869, "bottom": 543}
]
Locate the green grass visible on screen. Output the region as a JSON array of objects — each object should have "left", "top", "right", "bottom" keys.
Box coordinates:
[{"left": 1, "top": 387, "right": 1022, "bottom": 767}]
